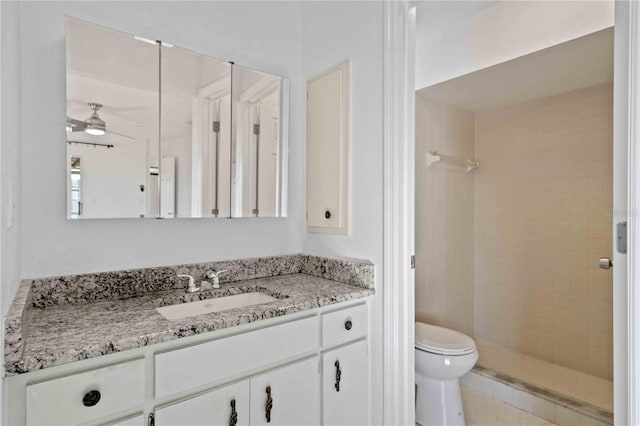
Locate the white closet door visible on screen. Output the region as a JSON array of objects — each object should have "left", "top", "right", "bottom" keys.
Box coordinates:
[
  {"left": 160, "top": 156, "right": 176, "bottom": 218},
  {"left": 306, "top": 63, "right": 350, "bottom": 235}
]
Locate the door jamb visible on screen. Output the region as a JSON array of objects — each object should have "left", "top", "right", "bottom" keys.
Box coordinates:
[{"left": 382, "top": 2, "right": 416, "bottom": 424}]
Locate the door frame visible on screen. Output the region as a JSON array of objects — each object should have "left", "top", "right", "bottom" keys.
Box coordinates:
[
  {"left": 383, "top": 1, "right": 640, "bottom": 425},
  {"left": 382, "top": 2, "right": 416, "bottom": 425},
  {"left": 618, "top": 1, "right": 640, "bottom": 425}
]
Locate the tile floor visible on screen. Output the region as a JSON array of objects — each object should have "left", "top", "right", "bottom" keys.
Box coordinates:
[
  {"left": 476, "top": 340, "right": 613, "bottom": 412},
  {"left": 462, "top": 385, "right": 557, "bottom": 426}
]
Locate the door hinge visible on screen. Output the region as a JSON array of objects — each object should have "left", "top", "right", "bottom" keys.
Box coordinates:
[
  {"left": 253, "top": 124, "right": 260, "bottom": 135},
  {"left": 617, "top": 221, "right": 628, "bottom": 254},
  {"left": 411, "top": 255, "right": 415, "bottom": 269},
  {"left": 212, "top": 121, "right": 220, "bottom": 133}
]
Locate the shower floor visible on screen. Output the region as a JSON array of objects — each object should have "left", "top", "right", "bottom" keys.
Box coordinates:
[{"left": 473, "top": 340, "right": 613, "bottom": 422}]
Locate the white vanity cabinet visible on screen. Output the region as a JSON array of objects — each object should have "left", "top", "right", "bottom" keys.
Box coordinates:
[
  {"left": 155, "top": 380, "right": 250, "bottom": 426},
  {"left": 7, "top": 300, "right": 370, "bottom": 426}
]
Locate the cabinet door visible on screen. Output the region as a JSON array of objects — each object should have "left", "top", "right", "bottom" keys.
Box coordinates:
[
  {"left": 306, "top": 63, "right": 350, "bottom": 235},
  {"left": 322, "top": 340, "right": 368, "bottom": 426},
  {"left": 155, "top": 380, "right": 249, "bottom": 426},
  {"left": 249, "top": 357, "right": 320, "bottom": 425}
]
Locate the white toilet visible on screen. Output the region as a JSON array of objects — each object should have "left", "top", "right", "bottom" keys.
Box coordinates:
[{"left": 415, "top": 322, "right": 478, "bottom": 426}]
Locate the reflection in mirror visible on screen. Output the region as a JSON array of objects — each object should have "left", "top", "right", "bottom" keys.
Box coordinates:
[
  {"left": 66, "top": 17, "right": 159, "bottom": 219},
  {"left": 231, "top": 65, "right": 288, "bottom": 218},
  {"left": 160, "top": 45, "right": 232, "bottom": 218},
  {"left": 69, "top": 157, "right": 82, "bottom": 219},
  {"left": 66, "top": 17, "right": 288, "bottom": 220}
]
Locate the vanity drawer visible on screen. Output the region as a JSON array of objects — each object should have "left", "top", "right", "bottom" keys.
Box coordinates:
[
  {"left": 155, "top": 316, "right": 319, "bottom": 398},
  {"left": 26, "top": 359, "right": 145, "bottom": 426},
  {"left": 322, "top": 304, "right": 367, "bottom": 348}
]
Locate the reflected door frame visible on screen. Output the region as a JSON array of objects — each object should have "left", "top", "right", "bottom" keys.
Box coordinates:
[
  {"left": 232, "top": 75, "right": 280, "bottom": 218},
  {"left": 191, "top": 75, "right": 231, "bottom": 218}
]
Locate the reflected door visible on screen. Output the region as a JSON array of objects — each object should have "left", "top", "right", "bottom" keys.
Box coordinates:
[
  {"left": 231, "top": 65, "right": 287, "bottom": 217},
  {"left": 160, "top": 43, "right": 232, "bottom": 218}
]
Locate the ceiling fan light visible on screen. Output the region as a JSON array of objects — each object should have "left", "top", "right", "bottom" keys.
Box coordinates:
[
  {"left": 84, "top": 103, "right": 106, "bottom": 136},
  {"left": 85, "top": 126, "right": 105, "bottom": 136}
]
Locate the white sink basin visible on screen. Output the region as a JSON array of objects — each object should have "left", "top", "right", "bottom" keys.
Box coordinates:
[{"left": 156, "top": 292, "right": 278, "bottom": 320}]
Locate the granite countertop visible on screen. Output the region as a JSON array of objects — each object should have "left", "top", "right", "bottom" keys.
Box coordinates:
[{"left": 5, "top": 255, "right": 374, "bottom": 375}]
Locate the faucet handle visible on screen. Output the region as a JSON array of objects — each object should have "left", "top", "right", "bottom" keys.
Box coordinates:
[
  {"left": 177, "top": 274, "right": 199, "bottom": 293},
  {"left": 206, "top": 269, "right": 227, "bottom": 279}
]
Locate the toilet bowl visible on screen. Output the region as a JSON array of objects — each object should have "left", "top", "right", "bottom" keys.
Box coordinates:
[{"left": 415, "top": 322, "right": 478, "bottom": 426}]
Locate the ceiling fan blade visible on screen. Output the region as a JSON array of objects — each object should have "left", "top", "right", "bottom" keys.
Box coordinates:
[
  {"left": 67, "top": 117, "right": 87, "bottom": 133},
  {"left": 106, "top": 129, "right": 135, "bottom": 140},
  {"left": 67, "top": 117, "right": 86, "bottom": 126},
  {"left": 68, "top": 99, "right": 148, "bottom": 113}
]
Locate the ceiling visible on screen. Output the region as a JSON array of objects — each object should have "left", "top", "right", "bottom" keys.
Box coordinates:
[
  {"left": 416, "top": 1, "right": 497, "bottom": 42},
  {"left": 66, "top": 17, "right": 231, "bottom": 98},
  {"left": 416, "top": 27, "right": 613, "bottom": 112},
  {"left": 66, "top": 17, "right": 231, "bottom": 147}
]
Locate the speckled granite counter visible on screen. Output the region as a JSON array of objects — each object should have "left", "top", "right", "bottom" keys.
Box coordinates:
[{"left": 4, "top": 255, "right": 374, "bottom": 375}]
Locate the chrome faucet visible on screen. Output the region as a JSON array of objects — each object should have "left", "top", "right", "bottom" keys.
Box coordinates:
[
  {"left": 178, "top": 274, "right": 200, "bottom": 293},
  {"left": 206, "top": 270, "right": 227, "bottom": 289}
]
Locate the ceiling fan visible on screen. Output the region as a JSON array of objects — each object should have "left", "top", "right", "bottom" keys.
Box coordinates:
[{"left": 66, "top": 103, "right": 135, "bottom": 139}]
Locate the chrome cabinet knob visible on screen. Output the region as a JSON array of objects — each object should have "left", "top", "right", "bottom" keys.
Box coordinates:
[{"left": 599, "top": 257, "right": 613, "bottom": 269}]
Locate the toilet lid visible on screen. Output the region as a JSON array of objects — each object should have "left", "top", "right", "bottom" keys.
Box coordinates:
[{"left": 415, "top": 322, "right": 476, "bottom": 355}]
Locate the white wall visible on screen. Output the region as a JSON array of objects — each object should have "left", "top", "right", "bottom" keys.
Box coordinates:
[
  {"left": 474, "top": 84, "right": 614, "bottom": 379},
  {"left": 415, "top": 0, "right": 614, "bottom": 90},
  {"left": 17, "top": 1, "right": 305, "bottom": 278},
  {"left": 1, "top": 2, "right": 22, "bottom": 316},
  {"left": 68, "top": 142, "right": 148, "bottom": 219},
  {"left": 300, "top": 2, "right": 384, "bottom": 423},
  {"left": 1, "top": 3, "right": 22, "bottom": 416}
]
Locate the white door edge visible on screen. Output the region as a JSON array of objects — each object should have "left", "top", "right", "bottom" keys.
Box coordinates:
[
  {"left": 382, "top": 2, "right": 416, "bottom": 425},
  {"left": 617, "top": 2, "right": 640, "bottom": 425}
]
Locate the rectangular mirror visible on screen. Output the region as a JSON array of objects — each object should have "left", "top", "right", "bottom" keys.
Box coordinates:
[
  {"left": 231, "top": 65, "right": 289, "bottom": 217},
  {"left": 66, "top": 17, "right": 159, "bottom": 219},
  {"left": 66, "top": 17, "right": 288, "bottom": 219}
]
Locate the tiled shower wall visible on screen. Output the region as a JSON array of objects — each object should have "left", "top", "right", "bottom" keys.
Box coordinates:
[
  {"left": 474, "top": 83, "right": 613, "bottom": 380},
  {"left": 415, "top": 95, "right": 475, "bottom": 336}
]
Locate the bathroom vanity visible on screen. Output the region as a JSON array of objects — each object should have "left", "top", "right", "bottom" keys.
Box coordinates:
[{"left": 4, "top": 255, "right": 374, "bottom": 426}]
